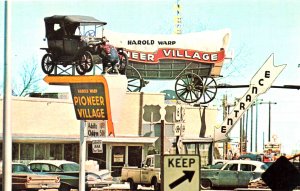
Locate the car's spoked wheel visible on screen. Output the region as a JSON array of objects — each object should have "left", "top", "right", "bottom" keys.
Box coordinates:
[
  {"left": 79, "top": 51, "right": 93, "bottom": 73},
  {"left": 175, "top": 72, "right": 203, "bottom": 103},
  {"left": 41, "top": 53, "right": 55, "bottom": 75},
  {"left": 75, "top": 63, "right": 86, "bottom": 75}
]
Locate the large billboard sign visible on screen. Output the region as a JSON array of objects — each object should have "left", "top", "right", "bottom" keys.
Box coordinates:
[
  {"left": 125, "top": 48, "right": 225, "bottom": 64},
  {"left": 70, "top": 83, "right": 108, "bottom": 120},
  {"left": 214, "top": 54, "right": 286, "bottom": 142}
]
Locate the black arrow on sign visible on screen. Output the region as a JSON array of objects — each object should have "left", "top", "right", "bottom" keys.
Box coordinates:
[{"left": 169, "top": 170, "right": 195, "bottom": 189}]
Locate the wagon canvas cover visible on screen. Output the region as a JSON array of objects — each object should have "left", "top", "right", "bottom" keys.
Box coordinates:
[{"left": 104, "top": 29, "right": 231, "bottom": 78}]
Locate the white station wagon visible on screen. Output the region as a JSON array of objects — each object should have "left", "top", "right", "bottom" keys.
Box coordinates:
[{"left": 201, "top": 160, "right": 269, "bottom": 189}]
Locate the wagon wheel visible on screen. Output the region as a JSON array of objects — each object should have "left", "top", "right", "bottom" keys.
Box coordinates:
[
  {"left": 41, "top": 53, "right": 55, "bottom": 75},
  {"left": 125, "top": 65, "right": 143, "bottom": 92},
  {"left": 175, "top": 72, "right": 203, "bottom": 103},
  {"left": 77, "top": 51, "right": 93, "bottom": 75},
  {"left": 198, "top": 77, "right": 218, "bottom": 104}
]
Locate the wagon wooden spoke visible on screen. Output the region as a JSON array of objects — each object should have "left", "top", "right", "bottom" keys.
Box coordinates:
[
  {"left": 125, "top": 65, "right": 143, "bottom": 92},
  {"left": 198, "top": 77, "right": 218, "bottom": 104},
  {"left": 175, "top": 72, "right": 203, "bottom": 103}
]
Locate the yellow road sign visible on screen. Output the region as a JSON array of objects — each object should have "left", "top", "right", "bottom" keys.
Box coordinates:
[{"left": 164, "top": 155, "right": 200, "bottom": 191}]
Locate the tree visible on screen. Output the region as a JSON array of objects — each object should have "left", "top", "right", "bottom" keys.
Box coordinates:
[{"left": 12, "top": 59, "right": 44, "bottom": 97}]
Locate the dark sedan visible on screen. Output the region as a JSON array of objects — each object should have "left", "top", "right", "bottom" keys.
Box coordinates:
[{"left": 28, "top": 160, "right": 114, "bottom": 191}]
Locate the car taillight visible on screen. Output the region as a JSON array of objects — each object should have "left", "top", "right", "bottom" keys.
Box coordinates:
[
  {"left": 55, "top": 176, "right": 60, "bottom": 183},
  {"left": 27, "top": 177, "right": 32, "bottom": 183}
]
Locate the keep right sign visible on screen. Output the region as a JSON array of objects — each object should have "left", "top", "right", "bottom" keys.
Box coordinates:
[{"left": 163, "top": 155, "right": 200, "bottom": 191}]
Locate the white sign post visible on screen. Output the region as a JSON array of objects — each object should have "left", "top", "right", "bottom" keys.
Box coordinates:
[
  {"left": 214, "top": 54, "right": 286, "bottom": 142},
  {"left": 92, "top": 140, "right": 103, "bottom": 153},
  {"left": 86, "top": 120, "right": 106, "bottom": 137},
  {"left": 164, "top": 155, "right": 200, "bottom": 191}
]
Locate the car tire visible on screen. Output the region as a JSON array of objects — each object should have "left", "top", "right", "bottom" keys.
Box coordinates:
[
  {"left": 201, "top": 179, "right": 212, "bottom": 190},
  {"left": 152, "top": 177, "right": 160, "bottom": 191},
  {"left": 59, "top": 183, "right": 72, "bottom": 191},
  {"left": 128, "top": 179, "right": 138, "bottom": 190}
]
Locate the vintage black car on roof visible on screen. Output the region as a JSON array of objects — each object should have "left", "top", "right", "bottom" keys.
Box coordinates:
[{"left": 41, "top": 15, "right": 127, "bottom": 75}]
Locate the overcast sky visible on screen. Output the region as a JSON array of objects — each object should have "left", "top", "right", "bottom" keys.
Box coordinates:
[{"left": 1, "top": 0, "right": 300, "bottom": 154}]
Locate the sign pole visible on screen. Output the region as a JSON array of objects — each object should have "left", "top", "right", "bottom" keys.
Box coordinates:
[
  {"left": 160, "top": 120, "right": 164, "bottom": 191},
  {"left": 2, "top": 1, "right": 12, "bottom": 190},
  {"left": 79, "top": 120, "right": 86, "bottom": 191}
]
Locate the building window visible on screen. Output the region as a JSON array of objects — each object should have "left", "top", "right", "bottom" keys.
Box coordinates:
[
  {"left": 128, "top": 146, "right": 142, "bottom": 167},
  {"left": 50, "top": 144, "right": 62, "bottom": 160},
  {"left": 64, "top": 143, "right": 79, "bottom": 162},
  {"left": 35, "top": 144, "right": 48, "bottom": 160},
  {"left": 12, "top": 143, "right": 19, "bottom": 160},
  {"left": 20, "top": 143, "right": 34, "bottom": 160},
  {"left": 111, "top": 146, "right": 125, "bottom": 177},
  {"left": 87, "top": 143, "right": 106, "bottom": 169}
]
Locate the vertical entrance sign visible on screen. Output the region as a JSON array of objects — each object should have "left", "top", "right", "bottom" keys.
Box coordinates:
[{"left": 214, "top": 54, "right": 286, "bottom": 142}]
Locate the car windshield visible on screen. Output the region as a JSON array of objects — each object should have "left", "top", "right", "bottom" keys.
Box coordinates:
[
  {"left": 60, "top": 163, "right": 79, "bottom": 171},
  {"left": 13, "top": 164, "right": 32, "bottom": 173}
]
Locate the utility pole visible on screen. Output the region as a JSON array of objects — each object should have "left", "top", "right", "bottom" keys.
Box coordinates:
[
  {"left": 3, "top": 1, "right": 12, "bottom": 190},
  {"left": 250, "top": 104, "right": 253, "bottom": 152},
  {"left": 260, "top": 101, "right": 277, "bottom": 142},
  {"left": 254, "top": 99, "right": 263, "bottom": 152}
]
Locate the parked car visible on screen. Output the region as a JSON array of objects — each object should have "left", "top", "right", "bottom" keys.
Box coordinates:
[
  {"left": 201, "top": 160, "right": 269, "bottom": 190},
  {"left": 121, "top": 154, "right": 161, "bottom": 191},
  {"left": 0, "top": 162, "right": 60, "bottom": 191},
  {"left": 238, "top": 153, "right": 263, "bottom": 161},
  {"left": 205, "top": 159, "right": 229, "bottom": 169},
  {"left": 28, "top": 160, "right": 113, "bottom": 191}
]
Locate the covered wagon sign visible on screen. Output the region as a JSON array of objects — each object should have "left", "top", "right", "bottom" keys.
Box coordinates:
[
  {"left": 70, "top": 83, "right": 108, "bottom": 120},
  {"left": 104, "top": 29, "right": 231, "bottom": 77}
]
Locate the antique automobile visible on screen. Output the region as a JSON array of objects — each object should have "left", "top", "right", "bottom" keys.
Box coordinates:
[
  {"left": 200, "top": 160, "right": 268, "bottom": 190},
  {"left": 0, "top": 162, "right": 60, "bottom": 191},
  {"left": 40, "top": 15, "right": 128, "bottom": 75},
  {"left": 28, "top": 160, "right": 114, "bottom": 191}
]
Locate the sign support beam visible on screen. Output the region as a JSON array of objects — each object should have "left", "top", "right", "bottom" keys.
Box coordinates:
[
  {"left": 79, "top": 120, "right": 87, "bottom": 191},
  {"left": 2, "top": 1, "right": 12, "bottom": 190}
]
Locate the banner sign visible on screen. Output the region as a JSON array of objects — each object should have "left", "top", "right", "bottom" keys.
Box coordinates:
[
  {"left": 70, "top": 83, "right": 108, "bottom": 120},
  {"left": 125, "top": 48, "right": 225, "bottom": 64},
  {"left": 214, "top": 54, "right": 286, "bottom": 142}
]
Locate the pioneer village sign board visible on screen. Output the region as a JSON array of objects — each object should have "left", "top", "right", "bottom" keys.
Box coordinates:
[
  {"left": 214, "top": 54, "right": 286, "bottom": 142},
  {"left": 70, "top": 83, "right": 108, "bottom": 120}
]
